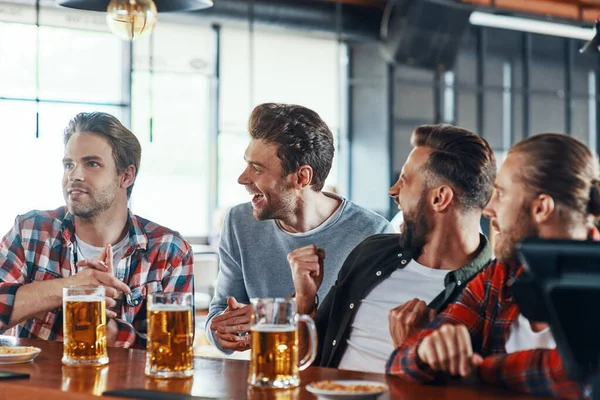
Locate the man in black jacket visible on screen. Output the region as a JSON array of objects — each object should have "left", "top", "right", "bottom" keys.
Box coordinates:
[{"left": 289, "top": 124, "right": 496, "bottom": 373}]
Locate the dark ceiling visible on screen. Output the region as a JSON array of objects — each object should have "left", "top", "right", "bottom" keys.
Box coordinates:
[{"left": 191, "top": 0, "right": 600, "bottom": 42}]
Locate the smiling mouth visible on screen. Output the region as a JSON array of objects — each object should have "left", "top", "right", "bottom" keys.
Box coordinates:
[{"left": 67, "top": 188, "right": 88, "bottom": 197}]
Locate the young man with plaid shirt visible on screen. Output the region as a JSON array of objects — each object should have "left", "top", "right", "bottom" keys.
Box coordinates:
[
  {"left": 0, "top": 112, "right": 194, "bottom": 349},
  {"left": 388, "top": 134, "right": 600, "bottom": 398}
]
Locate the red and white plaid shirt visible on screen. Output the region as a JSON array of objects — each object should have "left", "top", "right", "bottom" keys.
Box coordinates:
[
  {"left": 0, "top": 206, "right": 194, "bottom": 349},
  {"left": 387, "top": 260, "right": 588, "bottom": 399}
]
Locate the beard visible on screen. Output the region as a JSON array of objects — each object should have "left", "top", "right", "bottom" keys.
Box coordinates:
[
  {"left": 252, "top": 180, "right": 296, "bottom": 221},
  {"left": 65, "top": 181, "right": 118, "bottom": 220},
  {"left": 398, "top": 190, "right": 430, "bottom": 258},
  {"left": 494, "top": 203, "right": 540, "bottom": 265}
]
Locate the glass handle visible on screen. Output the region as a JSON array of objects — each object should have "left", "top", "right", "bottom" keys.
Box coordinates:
[{"left": 297, "top": 314, "right": 317, "bottom": 371}]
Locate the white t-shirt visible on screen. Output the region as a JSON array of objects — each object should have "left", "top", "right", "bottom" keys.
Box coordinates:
[
  {"left": 505, "top": 313, "right": 556, "bottom": 354},
  {"left": 75, "top": 234, "right": 130, "bottom": 273},
  {"left": 338, "top": 259, "right": 449, "bottom": 373}
]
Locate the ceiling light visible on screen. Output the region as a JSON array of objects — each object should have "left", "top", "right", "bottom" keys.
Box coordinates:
[
  {"left": 469, "top": 11, "right": 593, "bottom": 41},
  {"left": 58, "top": 0, "right": 214, "bottom": 40}
]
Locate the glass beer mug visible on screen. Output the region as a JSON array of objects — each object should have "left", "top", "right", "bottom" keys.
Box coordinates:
[
  {"left": 62, "top": 286, "right": 109, "bottom": 366},
  {"left": 248, "top": 298, "right": 317, "bottom": 389},
  {"left": 145, "top": 292, "right": 194, "bottom": 378}
]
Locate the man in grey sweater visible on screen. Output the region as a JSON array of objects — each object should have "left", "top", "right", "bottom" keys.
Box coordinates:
[{"left": 206, "top": 103, "right": 392, "bottom": 353}]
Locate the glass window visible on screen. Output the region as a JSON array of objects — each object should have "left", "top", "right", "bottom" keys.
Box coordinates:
[
  {"left": 0, "top": 101, "right": 122, "bottom": 233},
  {"left": 457, "top": 91, "right": 477, "bottom": 133},
  {"left": 38, "top": 26, "right": 124, "bottom": 103},
  {"left": 484, "top": 91, "right": 504, "bottom": 149},
  {"left": 530, "top": 94, "right": 566, "bottom": 134},
  {"left": 218, "top": 131, "right": 249, "bottom": 210},
  {"left": 131, "top": 72, "right": 211, "bottom": 237},
  {"left": 530, "top": 35, "right": 565, "bottom": 92},
  {"left": 0, "top": 100, "right": 38, "bottom": 232},
  {"left": 0, "top": 22, "right": 36, "bottom": 98},
  {"left": 218, "top": 27, "right": 341, "bottom": 208},
  {"left": 0, "top": 13, "right": 126, "bottom": 235},
  {"left": 572, "top": 98, "right": 591, "bottom": 145},
  {"left": 130, "top": 22, "right": 214, "bottom": 236}
]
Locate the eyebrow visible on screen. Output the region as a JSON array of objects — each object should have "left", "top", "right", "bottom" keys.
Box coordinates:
[
  {"left": 62, "top": 156, "right": 104, "bottom": 163},
  {"left": 243, "top": 156, "right": 267, "bottom": 169}
]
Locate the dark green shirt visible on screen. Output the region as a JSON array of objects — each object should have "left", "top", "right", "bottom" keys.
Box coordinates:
[{"left": 314, "top": 233, "right": 492, "bottom": 368}]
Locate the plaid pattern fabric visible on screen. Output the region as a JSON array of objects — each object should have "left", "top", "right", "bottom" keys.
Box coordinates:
[
  {"left": 0, "top": 206, "right": 194, "bottom": 349},
  {"left": 387, "top": 260, "right": 586, "bottom": 399}
]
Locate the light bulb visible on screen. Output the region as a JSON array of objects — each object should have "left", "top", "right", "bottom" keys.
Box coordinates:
[{"left": 106, "top": 0, "right": 158, "bottom": 41}]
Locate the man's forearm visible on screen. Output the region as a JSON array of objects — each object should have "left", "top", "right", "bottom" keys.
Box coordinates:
[{"left": 9, "top": 279, "right": 65, "bottom": 327}]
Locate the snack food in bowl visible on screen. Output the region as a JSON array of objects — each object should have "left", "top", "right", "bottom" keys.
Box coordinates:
[
  {"left": 306, "top": 380, "right": 388, "bottom": 400},
  {"left": 0, "top": 346, "right": 41, "bottom": 364},
  {"left": 0, "top": 346, "right": 38, "bottom": 354}
]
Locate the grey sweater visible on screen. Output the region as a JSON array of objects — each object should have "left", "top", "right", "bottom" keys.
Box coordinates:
[{"left": 206, "top": 197, "right": 393, "bottom": 352}]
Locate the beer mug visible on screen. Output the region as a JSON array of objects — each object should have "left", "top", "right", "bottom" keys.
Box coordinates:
[
  {"left": 145, "top": 292, "right": 194, "bottom": 378},
  {"left": 248, "top": 298, "right": 317, "bottom": 389},
  {"left": 62, "top": 286, "right": 109, "bottom": 366}
]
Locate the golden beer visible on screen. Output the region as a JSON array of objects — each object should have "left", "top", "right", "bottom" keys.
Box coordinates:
[
  {"left": 145, "top": 304, "right": 194, "bottom": 378},
  {"left": 62, "top": 286, "right": 108, "bottom": 366},
  {"left": 248, "top": 298, "right": 317, "bottom": 389},
  {"left": 250, "top": 325, "right": 299, "bottom": 387}
]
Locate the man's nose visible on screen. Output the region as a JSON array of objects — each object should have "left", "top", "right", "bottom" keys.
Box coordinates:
[{"left": 68, "top": 165, "right": 84, "bottom": 182}]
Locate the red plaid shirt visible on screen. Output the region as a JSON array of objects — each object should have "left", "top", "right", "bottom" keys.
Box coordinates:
[
  {"left": 387, "top": 260, "right": 586, "bottom": 399},
  {"left": 0, "top": 207, "right": 194, "bottom": 349}
]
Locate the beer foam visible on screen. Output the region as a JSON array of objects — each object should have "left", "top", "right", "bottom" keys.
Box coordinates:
[
  {"left": 64, "top": 295, "right": 104, "bottom": 302},
  {"left": 251, "top": 324, "right": 296, "bottom": 333},
  {"left": 148, "top": 304, "right": 190, "bottom": 312}
]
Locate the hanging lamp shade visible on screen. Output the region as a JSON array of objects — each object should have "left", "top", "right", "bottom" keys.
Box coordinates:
[{"left": 57, "top": 0, "right": 213, "bottom": 12}]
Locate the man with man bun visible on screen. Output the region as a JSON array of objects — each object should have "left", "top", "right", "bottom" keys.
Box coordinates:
[{"left": 389, "top": 133, "right": 600, "bottom": 399}]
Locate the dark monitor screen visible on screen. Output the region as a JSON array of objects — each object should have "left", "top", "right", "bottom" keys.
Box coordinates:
[{"left": 517, "top": 238, "right": 600, "bottom": 380}]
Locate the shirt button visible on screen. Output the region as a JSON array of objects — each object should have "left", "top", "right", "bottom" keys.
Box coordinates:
[
  {"left": 457, "top": 280, "right": 462, "bottom": 286},
  {"left": 376, "top": 271, "right": 382, "bottom": 276},
  {"left": 349, "top": 303, "right": 354, "bottom": 309},
  {"left": 134, "top": 299, "right": 140, "bottom": 306},
  {"left": 401, "top": 260, "right": 407, "bottom": 265},
  {"left": 397, "top": 253, "right": 403, "bottom": 258},
  {"left": 332, "top": 340, "right": 337, "bottom": 346}
]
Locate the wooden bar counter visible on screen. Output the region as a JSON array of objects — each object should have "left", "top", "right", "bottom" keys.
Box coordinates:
[{"left": 0, "top": 339, "right": 549, "bottom": 399}]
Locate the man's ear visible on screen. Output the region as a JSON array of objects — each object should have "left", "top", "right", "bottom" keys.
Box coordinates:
[
  {"left": 293, "top": 165, "right": 313, "bottom": 190},
  {"left": 430, "top": 185, "right": 454, "bottom": 212},
  {"left": 120, "top": 165, "right": 136, "bottom": 190},
  {"left": 531, "top": 194, "right": 555, "bottom": 224}
]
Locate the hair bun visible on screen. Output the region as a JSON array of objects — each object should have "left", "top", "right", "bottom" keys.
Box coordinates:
[{"left": 588, "top": 179, "right": 600, "bottom": 217}]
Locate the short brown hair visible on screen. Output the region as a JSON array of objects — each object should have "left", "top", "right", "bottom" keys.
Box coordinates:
[
  {"left": 509, "top": 133, "right": 600, "bottom": 221},
  {"left": 248, "top": 103, "right": 334, "bottom": 192},
  {"left": 64, "top": 112, "right": 142, "bottom": 199},
  {"left": 411, "top": 124, "right": 496, "bottom": 210}
]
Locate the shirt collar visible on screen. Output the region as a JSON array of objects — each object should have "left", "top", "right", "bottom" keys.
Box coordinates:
[
  {"left": 396, "top": 233, "right": 492, "bottom": 282},
  {"left": 444, "top": 233, "right": 493, "bottom": 285},
  {"left": 61, "top": 207, "right": 148, "bottom": 252}
]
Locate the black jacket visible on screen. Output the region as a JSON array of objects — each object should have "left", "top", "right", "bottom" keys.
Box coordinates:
[{"left": 314, "top": 233, "right": 492, "bottom": 368}]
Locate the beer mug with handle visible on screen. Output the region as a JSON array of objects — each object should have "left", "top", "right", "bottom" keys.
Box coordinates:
[
  {"left": 146, "top": 292, "right": 194, "bottom": 378},
  {"left": 62, "top": 285, "right": 109, "bottom": 366},
  {"left": 248, "top": 298, "right": 317, "bottom": 389}
]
